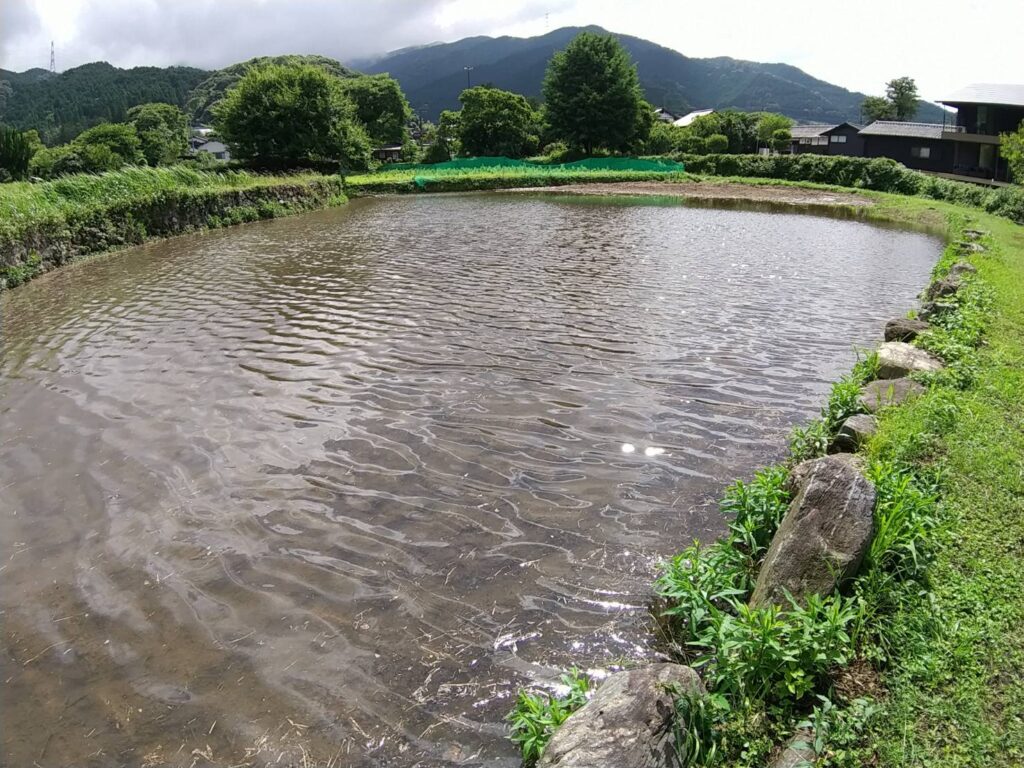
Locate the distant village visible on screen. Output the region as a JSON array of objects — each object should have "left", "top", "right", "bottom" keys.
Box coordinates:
[{"left": 654, "top": 83, "right": 1024, "bottom": 186}]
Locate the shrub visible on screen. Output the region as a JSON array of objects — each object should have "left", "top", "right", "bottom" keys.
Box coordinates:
[
  {"left": 705, "top": 134, "right": 729, "bottom": 154},
  {"left": 671, "top": 152, "right": 1024, "bottom": 225},
  {"left": 507, "top": 670, "right": 591, "bottom": 764}
]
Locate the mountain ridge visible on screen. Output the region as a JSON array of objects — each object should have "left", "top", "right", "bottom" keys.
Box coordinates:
[{"left": 354, "top": 26, "right": 945, "bottom": 125}]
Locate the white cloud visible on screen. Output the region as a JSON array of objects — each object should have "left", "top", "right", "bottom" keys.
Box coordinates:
[{"left": 3, "top": 0, "right": 1022, "bottom": 100}]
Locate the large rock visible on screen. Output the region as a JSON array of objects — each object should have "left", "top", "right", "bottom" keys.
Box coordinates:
[
  {"left": 884, "top": 317, "right": 930, "bottom": 342},
  {"left": 963, "top": 229, "right": 987, "bottom": 240},
  {"left": 750, "top": 455, "right": 876, "bottom": 608},
  {"left": 770, "top": 728, "right": 817, "bottom": 768},
  {"left": 949, "top": 261, "right": 977, "bottom": 278},
  {"left": 859, "top": 378, "right": 925, "bottom": 412},
  {"left": 876, "top": 341, "right": 943, "bottom": 379},
  {"left": 924, "top": 276, "right": 962, "bottom": 301},
  {"left": 957, "top": 240, "right": 986, "bottom": 254},
  {"left": 539, "top": 663, "right": 705, "bottom": 768},
  {"left": 832, "top": 413, "right": 878, "bottom": 452}
]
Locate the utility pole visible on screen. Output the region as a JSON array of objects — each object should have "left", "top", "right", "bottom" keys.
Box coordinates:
[
  {"left": 49, "top": 41, "right": 56, "bottom": 73},
  {"left": 464, "top": 66, "right": 473, "bottom": 90}
]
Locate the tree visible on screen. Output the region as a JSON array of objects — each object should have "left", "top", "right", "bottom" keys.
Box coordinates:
[
  {"left": 885, "top": 77, "right": 920, "bottom": 121},
  {"left": 690, "top": 110, "right": 760, "bottom": 153},
  {"left": 127, "top": 102, "right": 189, "bottom": 165},
  {"left": 771, "top": 128, "right": 792, "bottom": 153},
  {"left": 542, "top": 31, "right": 650, "bottom": 154},
  {"left": 74, "top": 122, "right": 145, "bottom": 165},
  {"left": 1000, "top": 120, "right": 1024, "bottom": 183},
  {"left": 861, "top": 95, "right": 895, "bottom": 123},
  {"left": 341, "top": 74, "right": 412, "bottom": 146},
  {"left": 214, "top": 63, "right": 371, "bottom": 170},
  {"left": 423, "top": 110, "right": 461, "bottom": 163},
  {"left": 0, "top": 125, "right": 35, "bottom": 181},
  {"left": 705, "top": 134, "right": 729, "bottom": 154},
  {"left": 755, "top": 112, "right": 793, "bottom": 146},
  {"left": 457, "top": 86, "right": 542, "bottom": 157},
  {"left": 30, "top": 143, "right": 122, "bottom": 178},
  {"left": 645, "top": 121, "right": 681, "bottom": 154}
]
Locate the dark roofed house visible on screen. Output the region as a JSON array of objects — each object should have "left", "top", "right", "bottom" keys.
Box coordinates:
[
  {"left": 859, "top": 121, "right": 952, "bottom": 174},
  {"left": 372, "top": 145, "right": 404, "bottom": 164},
  {"left": 938, "top": 84, "right": 1024, "bottom": 183},
  {"left": 788, "top": 122, "right": 863, "bottom": 156}
]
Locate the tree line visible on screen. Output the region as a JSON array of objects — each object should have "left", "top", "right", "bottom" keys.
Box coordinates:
[{"left": 5, "top": 32, "right": 1022, "bottom": 183}]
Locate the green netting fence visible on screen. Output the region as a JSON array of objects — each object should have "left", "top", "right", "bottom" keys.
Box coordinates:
[{"left": 383, "top": 155, "right": 685, "bottom": 179}]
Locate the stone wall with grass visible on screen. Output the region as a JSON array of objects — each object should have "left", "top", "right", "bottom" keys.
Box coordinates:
[{"left": 0, "top": 168, "right": 346, "bottom": 291}]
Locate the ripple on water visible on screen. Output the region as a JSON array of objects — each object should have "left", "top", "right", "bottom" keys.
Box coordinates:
[{"left": 0, "top": 194, "right": 939, "bottom": 766}]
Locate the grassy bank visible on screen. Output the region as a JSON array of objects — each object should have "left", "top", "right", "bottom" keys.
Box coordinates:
[
  {"left": 345, "top": 164, "right": 692, "bottom": 195},
  {"left": 0, "top": 166, "right": 346, "bottom": 290},
  {"left": 505, "top": 189, "right": 1024, "bottom": 767}
]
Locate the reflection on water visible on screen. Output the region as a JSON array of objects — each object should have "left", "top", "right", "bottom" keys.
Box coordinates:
[{"left": 0, "top": 195, "right": 939, "bottom": 767}]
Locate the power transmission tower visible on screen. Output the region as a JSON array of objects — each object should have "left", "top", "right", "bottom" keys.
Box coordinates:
[{"left": 49, "top": 41, "right": 56, "bottom": 73}]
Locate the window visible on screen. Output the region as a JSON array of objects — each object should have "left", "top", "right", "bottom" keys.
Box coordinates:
[
  {"left": 814, "top": 136, "right": 828, "bottom": 145},
  {"left": 799, "top": 138, "right": 811, "bottom": 145},
  {"left": 830, "top": 134, "right": 847, "bottom": 143},
  {"left": 910, "top": 146, "right": 931, "bottom": 159}
]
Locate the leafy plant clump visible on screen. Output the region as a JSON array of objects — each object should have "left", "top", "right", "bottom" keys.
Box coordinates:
[{"left": 507, "top": 669, "right": 591, "bottom": 765}]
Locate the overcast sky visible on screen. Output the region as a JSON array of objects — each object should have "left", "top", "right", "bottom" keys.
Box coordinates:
[{"left": 2, "top": 0, "right": 1022, "bottom": 102}]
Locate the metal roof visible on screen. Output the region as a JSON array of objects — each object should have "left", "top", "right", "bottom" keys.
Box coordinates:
[
  {"left": 673, "top": 109, "right": 715, "bottom": 127},
  {"left": 940, "top": 83, "right": 1024, "bottom": 108},
  {"left": 859, "top": 121, "right": 945, "bottom": 139},
  {"left": 789, "top": 123, "right": 836, "bottom": 138}
]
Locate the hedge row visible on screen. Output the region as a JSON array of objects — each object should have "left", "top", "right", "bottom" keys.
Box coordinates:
[{"left": 673, "top": 154, "right": 1024, "bottom": 225}]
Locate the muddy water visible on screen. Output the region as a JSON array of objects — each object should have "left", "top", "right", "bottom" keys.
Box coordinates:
[{"left": 0, "top": 194, "right": 939, "bottom": 767}]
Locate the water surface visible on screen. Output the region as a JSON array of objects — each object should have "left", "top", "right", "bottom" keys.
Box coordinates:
[{"left": 0, "top": 194, "right": 939, "bottom": 767}]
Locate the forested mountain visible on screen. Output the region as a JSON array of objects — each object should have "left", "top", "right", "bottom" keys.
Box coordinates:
[
  {"left": 0, "top": 62, "right": 208, "bottom": 144},
  {"left": 1, "top": 27, "right": 944, "bottom": 144},
  {"left": 186, "top": 55, "right": 359, "bottom": 124},
  {"left": 353, "top": 26, "right": 945, "bottom": 124}
]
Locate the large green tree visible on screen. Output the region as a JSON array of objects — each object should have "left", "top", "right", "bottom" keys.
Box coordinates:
[
  {"left": 127, "top": 102, "right": 189, "bottom": 165},
  {"left": 689, "top": 110, "right": 761, "bottom": 153},
  {"left": 457, "top": 86, "right": 542, "bottom": 157},
  {"left": 214, "top": 63, "right": 370, "bottom": 170},
  {"left": 861, "top": 77, "right": 919, "bottom": 123},
  {"left": 886, "top": 77, "right": 920, "bottom": 121},
  {"left": 74, "top": 122, "right": 145, "bottom": 165},
  {"left": 542, "top": 31, "right": 650, "bottom": 154},
  {"left": 861, "top": 95, "right": 896, "bottom": 122},
  {"left": 755, "top": 112, "right": 793, "bottom": 146},
  {"left": 341, "top": 74, "right": 412, "bottom": 146}
]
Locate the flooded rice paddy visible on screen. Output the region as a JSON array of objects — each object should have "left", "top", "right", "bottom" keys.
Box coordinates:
[{"left": 0, "top": 194, "right": 940, "bottom": 766}]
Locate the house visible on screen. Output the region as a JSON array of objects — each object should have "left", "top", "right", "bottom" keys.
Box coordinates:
[
  {"left": 372, "top": 145, "right": 404, "bottom": 164},
  {"left": 937, "top": 83, "right": 1024, "bottom": 183},
  {"left": 859, "top": 122, "right": 951, "bottom": 174},
  {"left": 193, "top": 139, "right": 231, "bottom": 161},
  {"left": 788, "top": 122, "right": 864, "bottom": 156},
  {"left": 653, "top": 107, "right": 681, "bottom": 123},
  {"left": 673, "top": 109, "right": 715, "bottom": 128}
]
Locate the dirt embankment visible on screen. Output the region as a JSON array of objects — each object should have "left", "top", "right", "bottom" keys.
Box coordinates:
[{"left": 509, "top": 180, "right": 874, "bottom": 208}]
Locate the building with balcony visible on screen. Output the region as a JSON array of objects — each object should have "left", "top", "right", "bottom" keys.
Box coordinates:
[{"left": 937, "top": 84, "right": 1024, "bottom": 183}]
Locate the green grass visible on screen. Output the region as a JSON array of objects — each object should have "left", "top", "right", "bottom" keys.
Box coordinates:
[
  {"left": 345, "top": 165, "right": 694, "bottom": 195},
  {"left": 849, "top": 202, "right": 1024, "bottom": 768},
  {"left": 0, "top": 165, "right": 329, "bottom": 236},
  {"left": 0, "top": 165, "right": 346, "bottom": 290}
]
